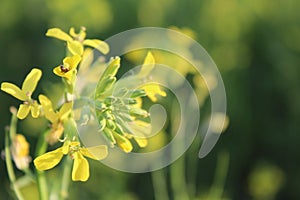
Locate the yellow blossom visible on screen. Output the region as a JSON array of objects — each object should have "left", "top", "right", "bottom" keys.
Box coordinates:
[
  {"left": 138, "top": 52, "right": 167, "bottom": 102},
  {"left": 34, "top": 141, "right": 108, "bottom": 181},
  {"left": 11, "top": 134, "right": 31, "bottom": 170},
  {"left": 53, "top": 55, "right": 81, "bottom": 81},
  {"left": 140, "top": 83, "right": 167, "bottom": 102},
  {"left": 39, "top": 95, "right": 72, "bottom": 144},
  {"left": 46, "top": 27, "right": 109, "bottom": 56},
  {"left": 113, "top": 132, "right": 133, "bottom": 153},
  {"left": 1, "top": 68, "right": 42, "bottom": 119}
]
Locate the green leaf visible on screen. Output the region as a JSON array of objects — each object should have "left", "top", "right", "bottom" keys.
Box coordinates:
[
  {"left": 101, "top": 57, "right": 120, "bottom": 80},
  {"left": 95, "top": 76, "right": 116, "bottom": 99}
]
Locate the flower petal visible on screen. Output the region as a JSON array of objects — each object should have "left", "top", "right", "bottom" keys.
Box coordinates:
[
  {"left": 113, "top": 133, "right": 133, "bottom": 153},
  {"left": 134, "top": 137, "right": 148, "bottom": 148},
  {"left": 67, "top": 41, "right": 83, "bottom": 56},
  {"left": 141, "top": 83, "right": 167, "bottom": 102},
  {"left": 34, "top": 148, "right": 64, "bottom": 171},
  {"left": 80, "top": 145, "right": 108, "bottom": 160},
  {"left": 53, "top": 66, "right": 74, "bottom": 80},
  {"left": 1, "top": 82, "right": 27, "bottom": 101},
  {"left": 46, "top": 28, "right": 72, "bottom": 41},
  {"left": 21, "top": 68, "right": 42, "bottom": 95},
  {"left": 63, "top": 55, "right": 81, "bottom": 70},
  {"left": 39, "top": 95, "right": 56, "bottom": 123},
  {"left": 83, "top": 39, "right": 109, "bottom": 54},
  {"left": 17, "top": 104, "right": 30, "bottom": 119},
  {"left": 30, "top": 102, "right": 40, "bottom": 118},
  {"left": 69, "top": 27, "right": 86, "bottom": 41},
  {"left": 58, "top": 102, "right": 72, "bottom": 120},
  {"left": 138, "top": 51, "right": 155, "bottom": 78},
  {"left": 72, "top": 152, "right": 89, "bottom": 181}
]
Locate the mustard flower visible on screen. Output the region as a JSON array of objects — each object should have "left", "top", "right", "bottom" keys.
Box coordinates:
[
  {"left": 46, "top": 27, "right": 109, "bottom": 56},
  {"left": 113, "top": 132, "right": 133, "bottom": 153},
  {"left": 34, "top": 141, "right": 108, "bottom": 181},
  {"left": 39, "top": 95, "right": 72, "bottom": 144},
  {"left": 1, "top": 68, "right": 42, "bottom": 119},
  {"left": 140, "top": 83, "right": 167, "bottom": 102},
  {"left": 11, "top": 134, "right": 31, "bottom": 170},
  {"left": 53, "top": 55, "right": 81, "bottom": 81},
  {"left": 138, "top": 52, "right": 167, "bottom": 102}
]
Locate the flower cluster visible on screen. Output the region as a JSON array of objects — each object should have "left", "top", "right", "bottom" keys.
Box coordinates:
[{"left": 1, "top": 27, "right": 166, "bottom": 184}]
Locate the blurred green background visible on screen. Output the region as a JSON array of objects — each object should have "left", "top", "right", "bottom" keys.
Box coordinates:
[{"left": 1, "top": 0, "right": 300, "bottom": 199}]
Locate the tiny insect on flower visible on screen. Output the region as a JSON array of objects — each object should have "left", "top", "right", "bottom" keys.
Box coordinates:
[{"left": 53, "top": 55, "right": 81, "bottom": 80}]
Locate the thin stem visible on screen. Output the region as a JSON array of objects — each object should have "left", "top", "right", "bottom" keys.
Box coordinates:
[
  {"left": 208, "top": 151, "right": 230, "bottom": 199},
  {"left": 60, "top": 157, "right": 72, "bottom": 200},
  {"left": 151, "top": 170, "right": 169, "bottom": 200},
  {"left": 35, "top": 130, "right": 50, "bottom": 200},
  {"left": 5, "top": 128, "right": 24, "bottom": 200},
  {"left": 170, "top": 156, "right": 190, "bottom": 200}
]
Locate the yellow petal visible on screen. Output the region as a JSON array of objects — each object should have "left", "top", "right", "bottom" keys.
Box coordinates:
[
  {"left": 138, "top": 51, "right": 155, "bottom": 78},
  {"left": 69, "top": 27, "right": 86, "bottom": 41},
  {"left": 53, "top": 66, "right": 74, "bottom": 80},
  {"left": 46, "top": 28, "right": 72, "bottom": 41},
  {"left": 69, "top": 27, "right": 77, "bottom": 38},
  {"left": 58, "top": 102, "right": 72, "bottom": 120},
  {"left": 1, "top": 82, "right": 27, "bottom": 101},
  {"left": 67, "top": 41, "right": 84, "bottom": 55},
  {"left": 83, "top": 39, "right": 109, "bottom": 54},
  {"left": 72, "top": 152, "right": 89, "bottom": 181},
  {"left": 80, "top": 145, "right": 108, "bottom": 160},
  {"left": 141, "top": 83, "right": 167, "bottom": 102},
  {"left": 30, "top": 102, "right": 40, "bottom": 118},
  {"left": 62, "top": 141, "right": 71, "bottom": 154},
  {"left": 63, "top": 55, "right": 81, "bottom": 70},
  {"left": 134, "top": 137, "right": 148, "bottom": 148},
  {"left": 79, "top": 48, "right": 93, "bottom": 73},
  {"left": 22, "top": 68, "right": 42, "bottom": 95},
  {"left": 17, "top": 104, "right": 30, "bottom": 119},
  {"left": 13, "top": 134, "right": 30, "bottom": 157},
  {"left": 34, "top": 148, "right": 64, "bottom": 171},
  {"left": 39, "top": 95, "right": 56, "bottom": 122},
  {"left": 114, "top": 133, "right": 133, "bottom": 153}
]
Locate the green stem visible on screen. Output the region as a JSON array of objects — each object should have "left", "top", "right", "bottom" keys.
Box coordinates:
[
  {"left": 208, "top": 151, "right": 230, "bottom": 199},
  {"left": 60, "top": 157, "right": 72, "bottom": 200},
  {"left": 35, "top": 130, "right": 50, "bottom": 200},
  {"left": 9, "top": 107, "right": 18, "bottom": 138},
  {"left": 151, "top": 170, "right": 169, "bottom": 200},
  {"left": 170, "top": 156, "right": 190, "bottom": 200},
  {"left": 5, "top": 128, "right": 24, "bottom": 200}
]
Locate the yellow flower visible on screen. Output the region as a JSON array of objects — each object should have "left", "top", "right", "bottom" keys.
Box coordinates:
[
  {"left": 39, "top": 95, "right": 72, "bottom": 144},
  {"left": 113, "top": 132, "right": 133, "bottom": 153},
  {"left": 138, "top": 52, "right": 167, "bottom": 102},
  {"left": 53, "top": 55, "right": 81, "bottom": 80},
  {"left": 140, "top": 83, "right": 167, "bottom": 102},
  {"left": 46, "top": 27, "right": 109, "bottom": 56},
  {"left": 1, "top": 68, "right": 42, "bottom": 119},
  {"left": 34, "top": 141, "right": 108, "bottom": 181},
  {"left": 11, "top": 134, "right": 31, "bottom": 170}
]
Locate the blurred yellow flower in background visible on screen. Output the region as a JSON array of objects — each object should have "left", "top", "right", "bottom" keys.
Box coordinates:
[
  {"left": 11, "top": 134, "right": 31, "bottom": 170},
  {"left": 140, "top": 83, "right": 167, "bottom": 102}
]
